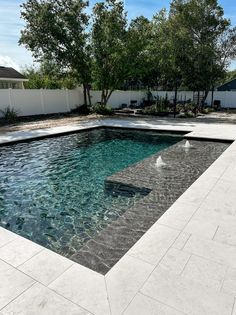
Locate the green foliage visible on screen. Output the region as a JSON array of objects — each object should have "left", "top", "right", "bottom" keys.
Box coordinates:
[
  {"left": 22, "top": 62, "right": 77, "bottom": 89},
  {"left": 142, "top": 97, "right": 170, "bottom": 115},
  {"left": 19, "top": 0, "right": 236, "bottom": 101},
  {"left": 176, "top": 102, "right": 197, "bottom": 113},
  {"left": 0, "top": 107, "right": 19, "bottom": 122},
  {"left": 126, "top": 16, "right": 158, "bottom": 89},
  {"left": 92, "top": 104, "right": 113, "bottom": 115},
  {"left": 169, "top": 0, "right": 236, "bottom": 101},
  {"left": 224, "top": 69, "right": 236, "bottom": 84},
  {"left": 91, "top": 0, "right": 127, "bottom": 105},
  {"left": 201, "top": 107, "right": 215, "bottom": 114},
  {"left": 20, "top": 0, "right": 91, "bottom": 104}
]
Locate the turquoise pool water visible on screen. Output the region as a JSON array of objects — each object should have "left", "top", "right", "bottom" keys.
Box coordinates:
[{"left": 0, "top": 128, "right": 181, "bottom": 256}]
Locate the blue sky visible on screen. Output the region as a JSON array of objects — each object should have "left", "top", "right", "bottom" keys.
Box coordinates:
[{"left": 0, "top": 0, "right": 236, "bottom": 70}]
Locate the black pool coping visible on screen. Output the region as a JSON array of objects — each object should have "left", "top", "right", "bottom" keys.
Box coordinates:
[
  {"left": 70, "top": 138, "right": 230, "bottom": 274},
  {"left": 1, "top": 121, "right": 233, "bottom": 147},
  {"left": 0, "top": 125, "right": 189, "bottom": 148},
  {"left": 0, "top": 125, "right": 103, "bottom": 147},
  {"left": 184, "top": 135, "right": 234, "bottom": 143}
]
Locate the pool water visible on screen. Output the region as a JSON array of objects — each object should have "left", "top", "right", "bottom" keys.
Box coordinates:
[{"left": 0, "top": 128, "right": 181, "bottom": 257}]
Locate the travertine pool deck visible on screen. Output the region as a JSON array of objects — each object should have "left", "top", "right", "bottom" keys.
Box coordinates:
[{"left": 1, "top": 117, "right": 236, "bottom": 314}]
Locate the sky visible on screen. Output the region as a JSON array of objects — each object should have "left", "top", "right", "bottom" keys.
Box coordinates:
[{"left": 0, "top": 0, "right": 236, "bottom": 71}]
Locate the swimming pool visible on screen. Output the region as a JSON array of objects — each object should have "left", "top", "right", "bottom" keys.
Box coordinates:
[{"left": 0, "top": 128, "right": 181, "bottom": 258}]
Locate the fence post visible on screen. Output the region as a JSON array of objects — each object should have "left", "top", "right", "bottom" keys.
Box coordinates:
[
  {"left": 40, "top": 89, "right": 46, "bottom": 114},
  {"left": 8, "top": 88, "right": 13, "bottom": 109},
  {"left": 65, "top": 89, "right": 70, "bottom": 112},
  {"left": 224, "top": 91, "right": 227, "bottom": 108}
]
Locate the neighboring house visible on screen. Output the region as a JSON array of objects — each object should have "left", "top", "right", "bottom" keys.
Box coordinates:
[
  {"left": 0, "top": 66, "right": 28, "bottom": 89},
  {"left": 217, "top": 78, "right": 236, "bottom": 91}
]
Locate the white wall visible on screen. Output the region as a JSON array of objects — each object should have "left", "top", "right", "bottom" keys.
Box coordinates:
[
  {"left": 0, "top": 88, "right": 83, "bottom": 117},
  {"left": 0, "top": 88, "right": 236, "bottom": 118}
]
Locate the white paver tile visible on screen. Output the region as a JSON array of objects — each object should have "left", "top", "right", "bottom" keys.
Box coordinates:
[
  {"left": 0, "top": 236, "right": 43, "bottom": 267},
  {"left": 221, "top": 162, "right": 236, "bottom": 183},
  {"left": 172, "top": 232, "right": 191, "bottom": 250},
  {"left": 158, "top": 201, "right": 199, "bottom": 230},
  {"left": 204, "top": 178, "right": 231, "bottom": 195},
  {"left": 123, "top": 292, "right": 185, "bottom": 315},
  {"left": 214, "top": 221, "right": 236, "bottom": 247},
  {"left": 199, "top": 185, "right": 236, "bottom": 217},
  {"left": 0, "top": 228, "right": 17, "bottom": 248},
  {"left": 183, "top": 218, "right": 218, "bottom": 239},
  {"left": 190, "top": 173, "right": 219, "bottom": 191},
  {"left": 183, "top": 235, "right": 236, "bottom": 269},
  {"left": 232, "top": 301, "right": 236, "bottom": 315},
  {"left": 182, "top": 255, "right": 226, "bottom": 290},
  {"left": 158, "top": 216, "right": 186, "bottom": 230},
  {"left": 127, "top": 223, "right": 179, "bottom": 265},
  {"left": 159, "top": 248, "right": 190, "bottom": 275},
  {"left": 0, "top": 282, "right": 90, "bottom": 315},
  {"left": 106, "top": 254, "right": 154, "bottom": 315},
  {"left": 193, "top": 205, "right": 234, "bottom": 227},
  {"left": 49, "top": 263, "right": 110, "bottom": 315},
  {"left": 18, "top": 249, "right": 74, "bottom": 286},
  {"left": 178, "top": 185, "right": 211, "bottom": 206},
  {"left": 141, "top": 266, "right": 234, "bottom": 315},
  {"left": 0, "top": 259, "right": 35, "bottom": 309},
  {"left": 222, "top": 268, "right": 236, "bottom": 296}
]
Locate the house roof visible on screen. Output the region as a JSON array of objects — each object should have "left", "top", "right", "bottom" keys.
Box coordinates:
[
  {"left": 217, "top": 77, "right": 236, "bottom": 89},
  {"left": 0, "top": 66, "right": 26, "bottom": 80}
]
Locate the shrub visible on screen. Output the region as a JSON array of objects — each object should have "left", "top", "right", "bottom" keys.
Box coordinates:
[
  {"left": 0, "top": 107, "right": 19, "bottom": 122},
  {"left": 92, "top": 103, "right": 113, "bottom": 115},
  {"left": 177, "top": 110, "right": 195, "bottom": 118},
  {"left": 142, "top": 97, "right": 169, "bottom": 115},
  {"left": 185, "top": 111, "right": 195, "bottom": 118},
  {"left": 177, "top": 102, "right": 197, "bottom": 113},
  {"left": 201, "top": 107, "right": 215, "bottom": 114},
  {"left": 142, "top": 104, "right": 158, "bottom": 115},
  {"left": 70, "top": 104, "right": 91, "bottom": 115}
]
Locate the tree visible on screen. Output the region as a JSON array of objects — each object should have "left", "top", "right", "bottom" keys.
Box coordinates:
[
  {"left": 224, "top": 69, "right": 236, "bottom": 83},
  {"left": 169, "top": 0, "right": 236, "bottom": 107},
  {"left": 19, "top": 0, "right": 91, "bottom": 105},
  {"left": 22, "top": 60, "right": 77, "bottom": 89},
  {"left": 152, "top": 9, "right": 184, "bottom": 116},
  {"left": 91, "top": 0, "right": 128, "bottom": 105},
  {"left": 126, "top": 16, "right": 153, "bottom": 90}
]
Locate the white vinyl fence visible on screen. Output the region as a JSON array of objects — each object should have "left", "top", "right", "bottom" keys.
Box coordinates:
[
  {"left": 0, "top": 88, "right": 84, "bottom": 117},
  {"left": 91, "top": 90, "right": 236, "bottom": 109},
  {"left": 0, "top": 88, "right": 236, "bottom": 117}
]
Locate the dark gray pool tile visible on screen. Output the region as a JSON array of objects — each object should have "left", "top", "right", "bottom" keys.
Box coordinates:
[{"left": 70, "top": 139, "right": 230, "bottom": 274}]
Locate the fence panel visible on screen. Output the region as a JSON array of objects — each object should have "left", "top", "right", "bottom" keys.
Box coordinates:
[
  {"left": 11, "top": 89, "right": 44, "bottom": 116},
  {"left": 1, "top": 89, "right": 236, "bottom": 117},
  {"left": 0, "top": 89, "right": 83, "bottom": 117},
  {"left": 0, "top": 90, "right": 11, "bottom": 117}
]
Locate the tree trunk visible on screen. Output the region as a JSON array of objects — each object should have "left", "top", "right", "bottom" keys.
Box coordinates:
[
  {"left": 211, "top": 87, "right": 214, "bottom": 107},
  {"left": 101, "top": 90, "right": 105, "bottom": 105},
  {"left": 106, "top": 89, "right": 114, "bottom": 105},
  {"left": 197, "top": 90, "right": 200, "bottom": 107},
  {"left": 101, "top": 89, "right": 114, "bottom": 106},
  {"left": 147, "top": 86, "right": 151, "bottom": 106},
  {"left": 174, "top": 82, "right": 178, "bottom": 118},
  {"left": 83, "top": 84, "right": 87, "bottom": 107},
  {"left": 201, "top": 90, "right": 209, "bottom": 111},
  {"left": 85, "top": 84, "right": 91, "bottom": 107}
]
